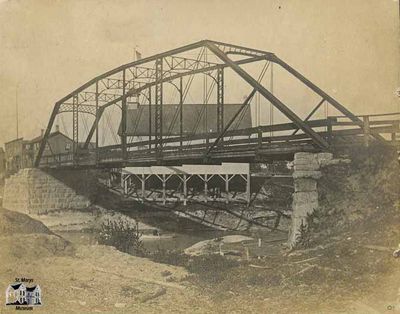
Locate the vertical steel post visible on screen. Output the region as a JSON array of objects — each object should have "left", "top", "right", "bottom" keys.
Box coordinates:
[
  {"left": 270, "top": 62, "right": 274, "bottom": 137},
  {"left": 95, "top": 81, "right": 99, "bottom": 164},
  {"left": 34, "top": 102, "right": 60, "bottom": 167},
  {"left": 179, "top": 77, "right": 183, "bottom": 151},
  {"left": 217, "top": 68, "right": 224, "bottom": 134},
  {"left": 148, "top": 86, "right": 152, "bottom": 151},
  {"left": 155, "top": 58, "right": 163, "bottom": 160},
  {"left": 72, "top": 94, "right": 79, "bottom": 164},
  {"left": 121, "top": 69, "right": 127, "bottom": 160}
]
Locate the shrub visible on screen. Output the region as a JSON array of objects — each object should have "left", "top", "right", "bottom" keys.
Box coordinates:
[
  {"left": 147, "top": 248, "right": 188, "bottom": 267},
  {"left": 187, "top": 254, "right": 240, "bottom": 283},
  {"left": 97, "top": 218, "right": 146, "bottom": 256}
]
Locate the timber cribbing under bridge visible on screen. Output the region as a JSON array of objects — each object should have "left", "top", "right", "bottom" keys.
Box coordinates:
[{"left": 34, "top": 40, "right": 400, "bottom": 169}]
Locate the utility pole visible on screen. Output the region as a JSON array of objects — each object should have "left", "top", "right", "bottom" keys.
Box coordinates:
[{"left": 16, "top": 84, "right": 19, "bottom": 138}]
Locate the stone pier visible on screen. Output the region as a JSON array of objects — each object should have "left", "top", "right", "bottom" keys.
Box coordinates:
[
  {"left": 288, "top": 152, "right": 334, "bottom": 248},
  {"left": 2, "top": 168, "right": 91, "bottom": 215}
]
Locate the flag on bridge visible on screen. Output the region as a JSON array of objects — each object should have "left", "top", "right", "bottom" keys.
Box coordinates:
[{"left": 135, "top": 49, "right": 142, "bottom": 61}]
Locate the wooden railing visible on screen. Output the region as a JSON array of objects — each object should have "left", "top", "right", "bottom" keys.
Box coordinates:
[{"left": 38, "top": 115, "right": 400, "bottom": 168}]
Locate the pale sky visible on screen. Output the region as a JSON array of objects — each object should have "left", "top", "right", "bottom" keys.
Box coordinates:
[{"left": 0, "top": 0, "right": 399, "bottom": 146}]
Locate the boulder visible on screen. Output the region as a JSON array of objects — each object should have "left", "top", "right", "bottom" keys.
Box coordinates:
[{"left": 184, "top": 235, "right": 253, "bottom": 256}]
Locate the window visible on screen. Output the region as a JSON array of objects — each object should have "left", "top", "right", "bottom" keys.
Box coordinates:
[{"left": 65, "top": 143, "right": 71, "bottom": 151}]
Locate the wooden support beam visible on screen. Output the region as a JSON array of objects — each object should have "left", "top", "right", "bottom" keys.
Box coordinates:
[
  {"left": 162, "top": 174, "right": 166, "bottom": 205},
  {"left": 183, "top": 174, "right": 187, "bottom": 206},
  {"left": 141, "top": 174, "right": 146, "bottom": 202},
  {"left": 225, "top": 174, "right": 230, "bottom": 204},
  {"left": 204, "top": 174, "right": 208, "bottom": 203},
  {"left": 246, "top": 173, "right": 251, "bottom": 206}
]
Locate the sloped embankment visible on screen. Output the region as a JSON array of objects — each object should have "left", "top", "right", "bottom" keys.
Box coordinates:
[
  {"left": 314, "top": 143, "right": 400, "bottom": 237},
  {"left": 0, "top": 207, "right": 74, "bottom": 263},
  {"left": 0, "top": 207, "right": 212, "bottom": 313}
]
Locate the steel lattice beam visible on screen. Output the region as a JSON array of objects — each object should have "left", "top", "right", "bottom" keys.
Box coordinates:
[{"left": 206, "top": 41, "right": 329, "bottom": 149}]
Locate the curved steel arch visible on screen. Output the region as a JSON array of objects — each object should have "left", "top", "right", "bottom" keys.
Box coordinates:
[{"left": 35, "top": 40, "right": 373, "bottom": 167}]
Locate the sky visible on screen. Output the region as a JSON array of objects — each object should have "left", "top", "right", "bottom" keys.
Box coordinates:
[{"left": 0, "top": 0, "right": 399, "bottom": 146}]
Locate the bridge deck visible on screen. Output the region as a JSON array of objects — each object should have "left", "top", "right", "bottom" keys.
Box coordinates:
[{"left": 38, "top": 116, "right": 400, "bottom": 169}]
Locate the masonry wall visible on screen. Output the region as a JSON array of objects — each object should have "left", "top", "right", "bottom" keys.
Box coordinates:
[
  {"left": 288, "top": 152, "right": 335, "bottom": 248},
  {"left": 2, "top": 168, "right": 91, "bottom": 215}
]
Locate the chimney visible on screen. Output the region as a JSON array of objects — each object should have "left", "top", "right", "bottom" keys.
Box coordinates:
[{"left": 55, "top": 125, "right": 59, "bottom": 132}]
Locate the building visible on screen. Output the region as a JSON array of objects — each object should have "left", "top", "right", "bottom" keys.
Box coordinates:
[
  {"left": 4, "top": 138, "right": 30, "bottom": 175},
  {"left": 4, "top": 126, "right": 74, "bottom": 174},
  {"left": 28, "top": 127, "right": 74, "bottom": 164},
  {"left": 0, "top": 147, "right": 5, "bottom": 181},
  {"left": 5, "top": 283, "right": 41, "bottom": 306}
]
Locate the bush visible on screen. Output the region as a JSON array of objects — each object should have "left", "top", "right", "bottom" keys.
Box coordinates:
[
  {"left": 97, "top": 218, "right": 146, "bottom": 256},
  {"left": 187, "top": 254, "right": 240, "bottom": 283},
  {"left": 147, "top": 248, "right": 188, "bottom": 267}
]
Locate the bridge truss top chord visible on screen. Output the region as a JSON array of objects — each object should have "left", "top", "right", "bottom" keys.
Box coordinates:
[{"left": 35, "top": 40, "right": 399, "bottom": 169}]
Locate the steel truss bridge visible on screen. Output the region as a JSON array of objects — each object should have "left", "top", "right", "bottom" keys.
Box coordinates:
[{"left": 35, "top": 40, "right": 400, "bottom": 169}]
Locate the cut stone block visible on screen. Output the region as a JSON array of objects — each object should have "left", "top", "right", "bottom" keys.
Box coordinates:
[{"left": 294, "top": 178, "right": 318, "bottom": 192}]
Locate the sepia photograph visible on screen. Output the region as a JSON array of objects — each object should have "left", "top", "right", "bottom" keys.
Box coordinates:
[{"left": 0, "top": 0, "right": 399, "bottom": 313}]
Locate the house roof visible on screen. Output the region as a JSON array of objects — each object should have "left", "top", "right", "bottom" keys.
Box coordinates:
[
  {"left": 118, "top": 104, "right": 252, "bottom": 137},
  {"left": 26, "top": 285, "right": 37, "bottom": 292},
  {"left": 29, "top": 131, "right": 72, "bottom": 144},
  {"left": 10, "top": 283, "right": 23, "bottom": 289},
  {"left": 4, "top": 138, "right": 25, "bottom": 145}
]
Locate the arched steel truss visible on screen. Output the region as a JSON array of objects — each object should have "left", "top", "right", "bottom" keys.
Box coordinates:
[{"left": 35, "top": 40, "right": 386, "bottom": 168}]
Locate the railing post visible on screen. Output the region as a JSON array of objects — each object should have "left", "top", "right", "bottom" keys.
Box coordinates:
[
  {"left": 363, "top": 116, "right": 370, "bottom": 147},
  {"left": 392, "top": 121, "right": 399, "bottom": 143},
  {"left": 327, "top": 117, "right": 333, "bottom": 145}
]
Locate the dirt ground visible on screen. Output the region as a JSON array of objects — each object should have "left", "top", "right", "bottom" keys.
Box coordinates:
[{"left": 0, "top": 203, "right": 399, "bottom": 314}]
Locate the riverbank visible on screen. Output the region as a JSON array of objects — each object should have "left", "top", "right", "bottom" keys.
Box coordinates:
[{"left": 1, "top": 204, "right": 399, "bottom": 313}]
